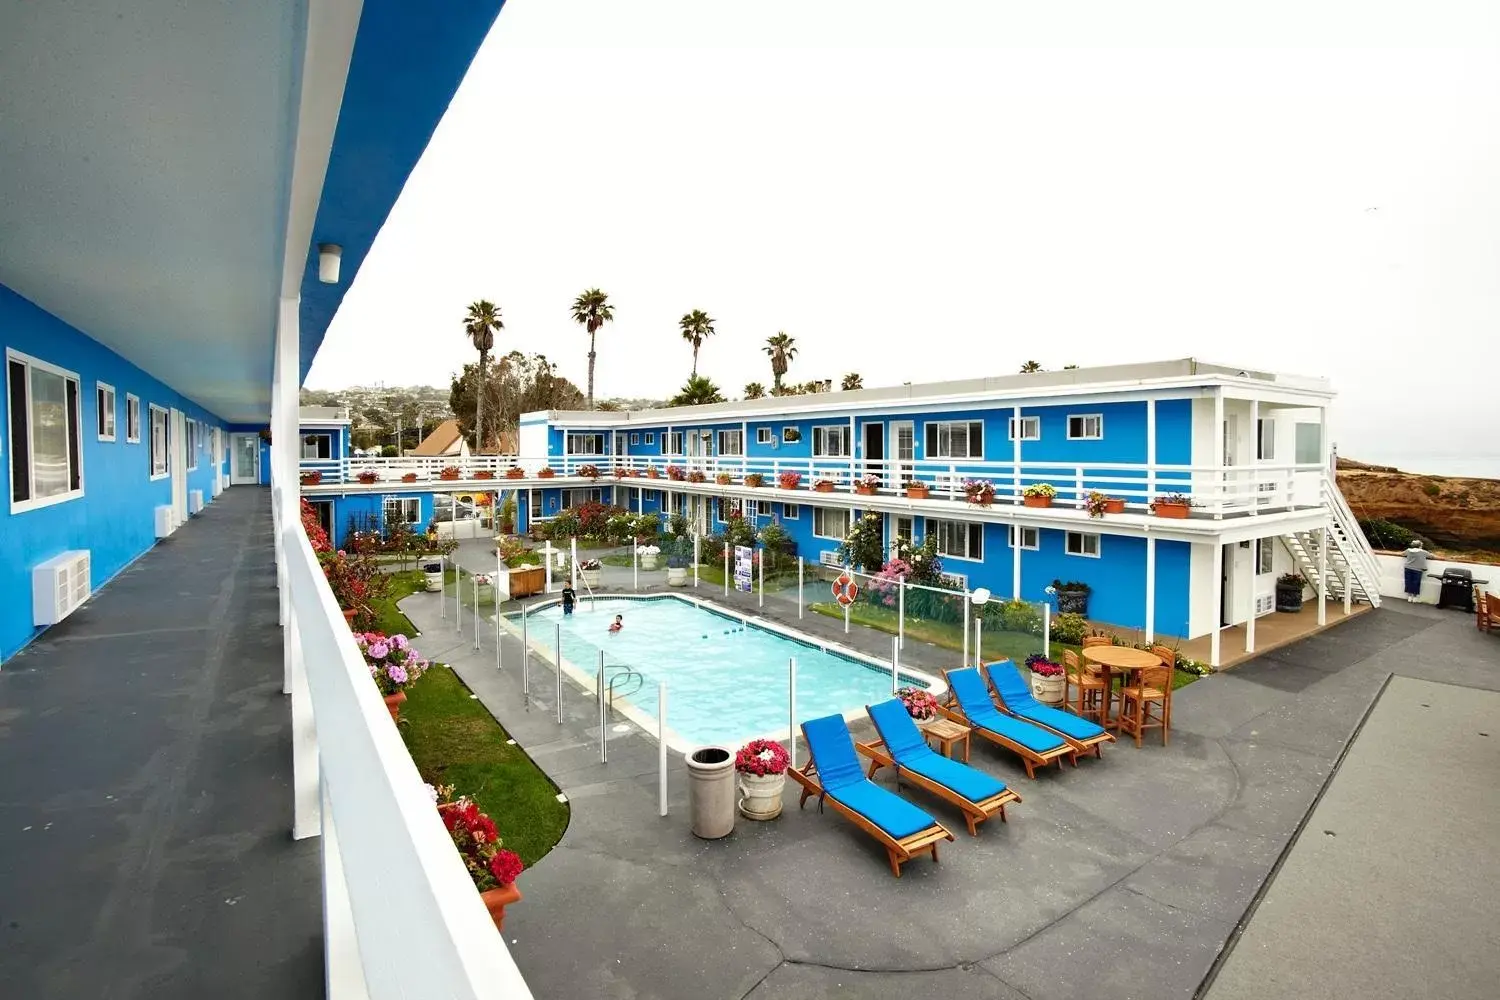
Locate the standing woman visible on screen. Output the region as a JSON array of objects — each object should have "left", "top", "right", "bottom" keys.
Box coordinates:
[{"left": 1402, "top": 539, "right": 1431, "bottom": 603}]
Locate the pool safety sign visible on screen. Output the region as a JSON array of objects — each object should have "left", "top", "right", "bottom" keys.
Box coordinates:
[{"left": 734, "top": 545, "right": 753, "bottom": 592}]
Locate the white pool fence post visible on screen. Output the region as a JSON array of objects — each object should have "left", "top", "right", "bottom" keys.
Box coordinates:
[
  {"left": 975, "top": 617, "right": 983, "bottom": 668},
  {"left": 555, "top": 622, "right": 563, "bottom": 723},
  {"left": 898, "top": 575, "right": 906, "bottom": 651},
  {"left": 693, "top": 533, "right": 700, "bottom": 588},
  {"left": 797, "top": 556, "right": 804, "bottom": 619},
  {"left": 962, "top": 589, "right": 971, "bottom": 668},
  {"left": 788, "top": 656, "right": 797, "bottom": 770},
  {"left": 844, "top": 596, "right": 850, "bottom": 634},
  {"left": 439, "top": 554, "right": 446, "bottom": 620},
  {"left": 1043, "top": 602, "right": 1051, "bottom": 659},
  {"left": 890, "top": 636, "right": 899, "bottom": 694},
  {"left": 472, "top": 569, "right": 481, "bottom": 652},
  {"left": 657, "top": 682, "right": 668, "bottom": 817},
  {"left": 495, "top": 552, "right": 502, "bottom": 670},
  {"left": 758, "top": 549, "right": 764, "bottom": 609},
  {"left": 633, "top": 541, "right": 639, "bottom": 591},
  {"left": 521, "top": 605, "right": 530, "bottom": 701},
  {"left": 455, "top": 562, "right": 462, "bottom": 635},
  {"left": 598, "top": 651, "right": 608, "bottom": 764},
  {"left": 723, "top": 544, "right": 729, "bottom": 597},
  {"left": 571, "top": 536, "right": 578, "bottom": 590}
]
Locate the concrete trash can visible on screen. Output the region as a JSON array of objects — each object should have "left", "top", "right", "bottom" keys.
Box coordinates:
[
  {"left": 423, "top": 563, "right": 444, "bottom": 593},
  {"left": 686, "top": 746, "right": 736, "bottom": 839}
]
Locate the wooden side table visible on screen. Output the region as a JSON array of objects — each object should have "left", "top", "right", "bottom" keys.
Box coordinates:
[{"left": 920, "top": 717, "right": 972, "bottom": 762}]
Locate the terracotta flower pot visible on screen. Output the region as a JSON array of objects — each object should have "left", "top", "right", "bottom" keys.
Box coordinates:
[
  {"left": 357, "top": 475, "right": 378, "bottom": 485},
  {"left": 383, "top": 690, "right": 407, "bottom": 722},
  {"left": 440, "top": 472, "right": 461, "bottom": 481},
  {"left": 854, "top": 484, "right": 877, "bottom": 496},
  {"left": 301, "top": 472, "right": 322, "bottom": 486},
  {"left": 538, "top": 469, "right": 555, "bottom": 479},
  {"left": 1103, "top": 497, "right": 1126, "bottom": 514},
  {"left": 814, "top": 483, "right": 835, "bottom": 493},
  {"left": 1022, "top": 494, "right": 1052, "bottom": 508},
  {"left": 401, "top": 474, "right": 418, "bottom": 483},
  {"left": 474, "top": 471, "right": 495, "bottom": 481},
  {"left": 480, "top": 882, "right": 522, "bottom": 931},
  {"left": 1152, "top": 502, "right": 1190, "bottom": 519},
  {"left": 342, "top": 608, "right": 357, "bottom": 626},
  {"left": 506, "top": 469, "right": 524, "bottom": 479},
  {"left": 905, "top": 483, "right": 930, "bottom": 500}
]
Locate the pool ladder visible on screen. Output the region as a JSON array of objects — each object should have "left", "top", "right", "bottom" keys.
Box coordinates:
[{"left": 604, "top": 664, "right": 645, "bottom": 710}]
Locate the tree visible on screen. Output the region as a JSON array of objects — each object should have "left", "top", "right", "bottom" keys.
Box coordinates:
[
  {"left": 743, "top": 382, "right": 766, "bottom": 399},
  {"left": 449, "top": 352, "right": 585, "bottom": 446},
  {"left": 1063, "top": 364, "right": 1079, "bottom": 369},
  {"left": 678, "top": 310, "right": 716, "bottom": 377},
  {"left": 596, "top": 400, "right": 621, "bottom": 411},
  {"left": 1019, "top": 360, "right": 1043, "bottom": 373},
  {"left": 463, "top": 300, "right": 503, "bottom": 450},
  {"left": 668, "top": 374, "right": 725, "bottom": 407},
  {"left": 840, "top": 372, "right": 863, "bottom": 391},
  {"left": 763, "top": 332, "right": 797, "bottom": 392},
  {"left": 570, "top": 288, "right": 614, "bottom": 410}
]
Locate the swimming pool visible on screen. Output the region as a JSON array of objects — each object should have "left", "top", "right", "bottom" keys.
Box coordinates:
[{"left": 510, "top": 595, "right": 941, "bottom": 750}]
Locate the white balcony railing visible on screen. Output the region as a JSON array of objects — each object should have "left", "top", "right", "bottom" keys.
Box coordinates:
[{"left": 301, "top": 453, "right": 1329, "bottom": 519}]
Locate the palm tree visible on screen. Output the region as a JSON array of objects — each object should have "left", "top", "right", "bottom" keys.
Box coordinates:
[
  {"left": 743, "top": 382, "right": 766, "bottom": 400},
  {"left": 840, "top": 372, "right": 863, "bottom": 391},
  {"left": 463, "top": 300, "right": 503, "bottom": 451},
  {"left": 1019, "top": 360, "right": 1043, "bottom": 373},
  {"left": 668, "top": 374, "right": 725, "bottom": 407},
  {"left": 764, "top": 332, "right": 797, "bottom": 393},
  {"left": 570, "top": 288, "right": 614, "bottom": 410},
  {"left": 1062, "top": 364, "right": 1079, "bottom": 370},
  {"left": 679, "top": 310, "right": 715, "bottom": 376}
]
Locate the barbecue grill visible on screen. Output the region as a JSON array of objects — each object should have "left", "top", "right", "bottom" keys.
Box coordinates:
[{"left": 1430, "top": 567, "right": 1489, "bottom": 613}]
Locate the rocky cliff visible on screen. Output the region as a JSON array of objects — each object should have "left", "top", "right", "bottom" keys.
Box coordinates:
[{"left": 1337, "top": 462, "right": 1500, "bottom": 557}]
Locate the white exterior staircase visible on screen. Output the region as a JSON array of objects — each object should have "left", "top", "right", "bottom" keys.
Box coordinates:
[{"left": 1280, "top": 478, "right": 1382, "bottom": 609}]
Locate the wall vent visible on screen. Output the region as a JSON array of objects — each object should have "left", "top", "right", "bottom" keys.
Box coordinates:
[
  {"left": 33, "top": 550, "right": 92, "bottom": 626},
  {"left": 1255, "top": 593, "right": 1276, "bottom": 616}
]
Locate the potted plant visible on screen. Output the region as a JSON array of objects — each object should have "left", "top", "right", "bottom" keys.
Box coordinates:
[
  {"left": 715, "top": 472, "right": 733, "bottom": 485},
  {"left": 688, "top": 469, "right": 707, "bottom": 483},
  {"left": 1052, "top": 579, "right": 1091, "bottom": 615},
  {"left": 897, "top": 686, "right": 942, "bottom": 731},
  {"left": 577, "top": 558, "right": 602, "bottom": 589},
  {"left": 578, "top": 464, "right": 601, "bottom": 480},
  {"left": 813, "top": 478, "right": 836, "bottom": 493},
  {"left": 667, "top": 465, "right": 686, "bottom": 481},
  {"left": 665, "top": 538, "right": 690, "bottom": 586},
  {"left": 355, "top": 631, "right": 429, "bottom": 721},
  {"left": 854, "top": 473, "right": 882, "bottom": 496},
  {"left": 538, "top": 466, "right": 556, "bottom": 479},
  {"left": 1086, "top": 490, "right": 1125, "bottom": 517},
  {"left": 439, "top": 465, "right": 462, "bottom": 481},
  {"left": 966, "top": 478, "right": 997, "bottom": 506},
  {"left": 734, "top": 738, "right": 790, "bottom": 820},
  {"left": 505, "top": 465, "right": 525, "bottom": 479},
  {"left": 646, "top": 466, "right": 661, "bottom": 480},
  {"left": 744, "top": 472, "right": 765, "bottom": 488},
  {"left": 1024, "top": 654, "right": 1066, "bottom": 706},
  {"left": 1021, "top": 482, "right": 1055, "bottom": 508},
  {"left": 473, "top": 470, "right": 496, "bottom": 481},
  {"left": 1276, "top": 572, "right": 1305, "bottom": 612},
  {"left": 637, "top": 544, "right": 661, "bottom": 570},
  {"left": 1150, "top": 492, "right": 1193, "bottom": 519},
  {"left": 301, "top": 470, "right": 322, "bottom": 486},
  {"left": 905, "top": 479, "right": 930, "bottom": 500},
  {"left": 612, "top": 467, "right": 627, "bottom": 480},
  {"left": 401, "top": 472, "right": 419, "bottom": 483},
  {"left": 356, "top": 469, "right": 379, "bottom": 485},
  {"left": 777, "top": 471, "right": 802, "bottom": 490},
  {"left": 433, "top": 787, "right": 525, "bottom": 931}
]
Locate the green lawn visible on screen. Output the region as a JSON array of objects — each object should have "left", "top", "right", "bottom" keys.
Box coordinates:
[
  {"left": 693, "top": 560, "right": 800, "bottom": 590},
  {"left": 369, "top": 572, "right": 570, "bottom": 866}
]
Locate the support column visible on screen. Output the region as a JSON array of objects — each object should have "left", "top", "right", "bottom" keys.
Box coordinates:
[
  {"left": 1317, "top": 525, "right": 1328, "bottom": 626},
  {"left": 1146, "top": 398, "right": 1156, "bottom": 507},
  {"left": 1245, "top": 540, "right": 1257, "bottom": 654},
  {"left": 1210, "top": 541, "right": 1223, "bottom": 668},
  {"left": 1248, "top": 397, "right": 1259, "bottom": 516},
  {"left": 1211, "top": 388, "right": 1225, "bottom": 519},
  {"left": 1145, "top": 535, "right": 1156, "bottom": 643},
  {"left": 1012, "top": 528, "right": 1022, "bottom": 599}
]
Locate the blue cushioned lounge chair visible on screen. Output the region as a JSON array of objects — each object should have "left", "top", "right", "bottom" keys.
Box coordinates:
[
  {"left": 858, "top": 699, "right": 1022, "bottom": 836},
  {"left": 982, "top": 660, "right": 1115, "bottom": 759},
  {"left": 787, "top": 714, "right": 955, "bottom": 877},
  {"left": 942, "top": 668, "right": 1077, "bottom": 778}
]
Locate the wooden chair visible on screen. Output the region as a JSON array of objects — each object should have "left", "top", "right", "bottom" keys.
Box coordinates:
[
  {"left": 1119, "top": 659, "right": 1174, "bottom": 747},
  {"left": 1082, "top": 635, "right": 1113, "bottom": 648},
  {"left": 1477, "top": 590, "right": 1494, "bottom": 633},
  {"left": 1063, "top": 649, "right": 1108, "bottom": 723}
]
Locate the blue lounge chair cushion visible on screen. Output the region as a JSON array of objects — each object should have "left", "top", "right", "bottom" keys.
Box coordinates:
[
  {"left": 986, "top": 661, "right": 1108, "bottom": 742},
  {"left": 948, "top": 668, "right": 1069, "bottom": 754},
  {"left": 801, "top": 714, "right": 869, "bottom": 793},
  {"left": 802, "top": 713, "right": 937, "bottom": 840},
  {"left": 827, "top": 779, "right": 941, "bottom": 841},
  {"left": 867, "top": 699, "right": 1009, "bottom": 804}
]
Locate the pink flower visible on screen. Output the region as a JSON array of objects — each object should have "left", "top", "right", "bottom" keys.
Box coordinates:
[
  {"left": 386, "top": 664, "right": 409, "bottom": 686},
  {"left": 390, "top": 635, "right": 409, "bottom": 651},
  {"left": 367, "top": 641, "right": 390, "bottom": 660}
]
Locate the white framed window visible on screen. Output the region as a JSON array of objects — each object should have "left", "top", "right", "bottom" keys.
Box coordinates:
[
  {"left": 1065, "top": 531, "right": 1101, "bottom": 557},
  {"left": 743, "top": 499, "right": 761, "bottom": 521},
  {"left": 812, "top": 425, "right": 850, "bottom": 457},
  {"left": 565, "top": 431, "right": 605, "bottom": 455},
  {"left": 8, "top": 350, "right": 85, "bottom": 511},
  {"left": 186, "top": 419, "right": 199, "bottom": 470},
  {"left": 929, "top": 518, "right": 983, "bottom": 561},
  {"left": 1256, "top": 538, "right": 1275, "bottom": 575},
  {"left": 149, "top": 404, "right": 169, "bottom": 479},
  {"left": 301, "top": 433, "right": 332, "bottom": 460},
  {"left": 629, "top": 432, "right": 640, "bottom": 445},
  {"left": 717, "top": 429, "right": 743, "bottom": 455},
  {"left": 782, "top": 426, "right": 802, "bottom": 444},
  {"left": 1067, "top": 414, "right": 1103, "bottom": 440},
  {"left": 925, "top": 420, "right": 984, "bottom": 459},
  {"left": 383, "top": 496, "right": 421, "bottom": 525},
  {"left": 529, "top": 490, "right": 543, "bottom": 521},
  {"left": 661, "top": 431, "right": 683, "bottom": 455},
  {"left": 645, "top": 432, "right": 655, "bottom": 446},
  {"left": 781, "top": 503, "right": 798, "bottom": 520},
  {"left": 1007, "top": 415, "right": 1039, "bottom": 441},
  {"left": 813, "top": 506, "right": 849, "bottom": 539},
  {"left": 716, "top": 496, "right": 742, "bottom": 522},
  {"left": 1008, "top": 525, "right": 1039, "bottom": 550},
  {"left": 756, "top": 427, "right": 773, "bottom": 445},
  {"left": 562, "top": 487, "right": 604, "bottom": 508},
  {"left": 125, "top": 394, "right": 141, "bottom": 444},
  {"left": 1257, "top": 418, "right": 1275, "bottom": 461},
  {"left": 96, "top": 382, "right": 117, "bottom": 441}
]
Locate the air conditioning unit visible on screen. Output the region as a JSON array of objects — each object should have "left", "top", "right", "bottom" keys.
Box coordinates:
[
  {"left": 33, "top": 550, "right": 92, "bottom": 626},
  {"left": 818, "top": 550, "right": 843, "bottom": 568},
  {"left": 940, "top": 572, "right": 970, "bottom": 591},
  {"left": 155, "top": 505, "right": 175, "bottom": 538},
  {"left": 189, "top": 490, "right": 204, "bottom": 514},
  {"left": 1255, "top": 593, "right": 1275, "bottom": 616}
]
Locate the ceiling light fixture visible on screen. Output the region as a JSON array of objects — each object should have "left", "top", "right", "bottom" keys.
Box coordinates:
[{"left": 317, "top": 243, "right": 342, "bottom": 284}]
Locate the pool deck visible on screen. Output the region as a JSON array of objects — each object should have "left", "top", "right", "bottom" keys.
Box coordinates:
[{"left": 416, "top": 544, "right": 1500, "bottom": 1000}]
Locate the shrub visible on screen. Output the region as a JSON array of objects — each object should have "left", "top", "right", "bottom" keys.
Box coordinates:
[
  {"left": 547, "top": 509, "right": 581, "bottom": 540},
  {"left": 838, "top": 511, "right": 886, "bottom": 571},
  {"left": 381, "top": 445, "right": 398, "bottom": 457},
  {"left": 997, "top": 599, "right": 1044, "bottom": 636},
  {"left": 606, "top": 512, "right": 638, "bottom": 543},
  {"left": 574, "top": 500, "right": 614, "bottom": 538},
  {"left": 722, "top": 514, "right": 757, "bottom": 551},
  {"left": 667, "top": 512, "right": 688, "bottom": 537},
  {"left": 498, "top": 537, "right": 540, "bottom": 567},
  {"left": 1050, "top": 612, "right": 1090, "bottom": 645},
  {"left": 757, "top": 519, "right": 797, "bottom": 571},
  {"left": 1359, "top": 517, "right": 1426, "bottom": 551},
  {"left": 635, "top": 513, "right": 661, "bottom": 539},
  {"left": 1422, "top": 481, "right": 1441, "bottom": 498}
]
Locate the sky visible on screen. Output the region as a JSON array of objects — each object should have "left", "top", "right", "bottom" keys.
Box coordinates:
[{"left": 307, "top": 0, "right": 1500, "bottom": 476}]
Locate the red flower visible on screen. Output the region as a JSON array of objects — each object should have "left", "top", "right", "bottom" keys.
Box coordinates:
[{"left": 489, "top": 849, "right": 524, "bottom": 886}]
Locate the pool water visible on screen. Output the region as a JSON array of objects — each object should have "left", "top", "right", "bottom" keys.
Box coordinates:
[{"left": 520, "top": 596, "right": 935, "bottom": 748}]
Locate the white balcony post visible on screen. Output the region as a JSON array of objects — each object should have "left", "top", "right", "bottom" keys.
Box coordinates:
[
  {"left": 275, "top": 296, "right": 300, "bottom": 696},
  {"left": 1146, "top": 398, "right": 1157, "bottom": 509},
  {"left": 1318, "top": 525, "right": 1328, "bottom": 626},
  {"left": 1012, "top": 405, "right": 1022, "bottom": 503},
  {"left": 1212, "top": 388, "right": 1225, "bottom": 518},
  {"left": 848, "top": 414, "right": 856, "bottom": 488},
  {"left": 1145, "top": 536, "right": 1156, "bottom": 644},
  {"left": 1210, "top": 542, "right": 1223, "bottom": 668},
  {"left": 1248, "top": 398, "right": 1259, "bottom": 517},
  {"left": 1012, "top": 530, "right": 1022, "bottom": 599}
]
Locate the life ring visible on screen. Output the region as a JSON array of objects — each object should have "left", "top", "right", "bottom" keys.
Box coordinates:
[{"left": 832, "top": 573, "right": 859, "bottom": 607}]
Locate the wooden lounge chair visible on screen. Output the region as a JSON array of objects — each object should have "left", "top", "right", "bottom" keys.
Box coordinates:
[
  {"left": 941, "top": 668, "right": 1077, "bottom": 778},
  {"left": 787, "top": 714, "right": 955, "bottom": 877},
  {"left": 981, "top": 660, "right": 1115, "bottom": 759},
  {"left": 857, "top": 699, "right": 1022, "bottom": 836}
]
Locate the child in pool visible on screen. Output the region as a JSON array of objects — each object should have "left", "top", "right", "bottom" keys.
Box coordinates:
[
  {"left": 608, "top": 614, "right": 623, "bottom": 634},
  {"left": 561, "top": 585, "right": 576, "bottom": 616}
]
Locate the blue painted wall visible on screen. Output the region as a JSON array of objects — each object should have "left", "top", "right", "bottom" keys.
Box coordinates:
[{"left": 1, "top": 284, "right": 228, "bottom": 662}]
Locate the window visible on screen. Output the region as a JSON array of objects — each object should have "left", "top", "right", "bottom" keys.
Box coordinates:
[
  {"left": 925, "top": 420, "right": 984, "bottom": 459},
  {"left": 930, "top": 518, "right": 983, "bottom": 561},
  {"left": 566, "top": 432, "right": 605, "bottom": 455},
  {"left": 186, "top": 420, "right": 198, "bottom": 470},
  {"left": 1008, "top": 415, "right": 1039, "bottom": 441},
  {"left": 939, "top": 571, "right": 969, "bottom": 590},
  {"left": 149, "top": 404, "right": 169, "bottom": 478},
  {"left": 716, "top": 497, "right": 742, "bottom": 522},
  {"left": 1008, "top": 525, "right": 1039, "bottom": 550},
  {"left": 125, "top": 394, "right": 141, "bottom": 443},
  {"left": 562, "top": 487, "right": 603, "bottom": 508},
  {"left": 756, "top": 427, "right": 773, "bottom": 445},
  {"left": 743, "top": 499, "right": 761, "bottom": 521},
  {"left": 1256, "top": 538, "right": 1274, "bottom": 575},
  {"left": 384, "top": 497, "right": 421, "bottom": 525},
  {"left": 1065, "top": 531, "right": 1101, "bottom": 557},
  {"left": 1256, "top": 418, "right": 1275, "bottom": 461},
  {"left": 1067, "top": 414, "right": 1103, "bottom": 440},
  {"left": 8, "top": 351, "right": 84, "bottom": 510},
  {"left": 717, "top": 429, "right": 743, "bottom": 455},
  {"left": 96, "top": 382, "right": 116, "bottom": 441},
  {"left": 661, "top": 431, "right": 683, "bottom": 455},
  {"left": 630, "top": 433, "right": 640, "bottom": 445},
  {"left": 781, "top": 503, "right": 799, "bottom": 520},
  {"left": 813, "top": 506, "right": 849, "bottom": 539},
  {"left": 645, "top": 432, "right": 655, "bottom": 446},
  {"left": 812, "top": 425, "right": 850, "bottom": 457},
  {"left": 529, "top": 490, "right": 543, "bottom": 521},
  {"left": 782, "top": 427, "right": 802, "bottom": 444},
  {"left": 301, "top": 433, "right": 331, "bottom": 459},
  {"left": 1294, "top": 423, "right": 1321, "bottom": 464}
]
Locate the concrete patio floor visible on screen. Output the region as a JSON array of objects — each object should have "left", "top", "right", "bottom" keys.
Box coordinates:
[{"left": 421, "top": 544, "right": 1499, "bottom": 1000}]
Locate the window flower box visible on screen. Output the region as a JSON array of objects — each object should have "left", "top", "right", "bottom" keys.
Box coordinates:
[
  {"left": 905, "top": 481, "right": 930, "bottom": 500},
  {"left": 853, "top": 473, "right": 882, "bottom": 497},
  {"left": 439, "top": 466, "right": 462, "bottom": 481},
  {"left": 667, "top": 465, "right": 686, "bottom": 481},
  {"left": 646, "top": 467, "right": 661, "bottom": 479},
  {"left": 505, "top": 466, "right": 525, "bottom": 479},
  {"left": 966, "top": 479, "right": 998, "bottom": 506},
  {"left": 300, "top": 471, "right": 322, "bottom": 486},
  {"left": 401, "top": 473, "right": 418, "bottom": 483},
  {"left": 715, "top": 473, "right": 733, "bottom": 485},
  {"left": 777, "top": 471, "right": 802, "bottom": 490},
  {"left": 537, "top": 467, "right": 555, "bottom": 479},
  {"left": 813, "top": 479, "right": 836, "bottom": 493},
  {"left": 744, "top": 473, "right": 765, "bottom": 488},
  {"left": 687, "top": 469, "right": 707, "bottom": 483},
  {"left": 1150, "top": 493, "right": 1193, "bottom": 519},
  {"left": 1021, "top": 482, "right": 1055, "bottom": 508},
  {"left": 356, "top": 470, "right": 379, "bottom": 485},
  {"left": 578, "top": 464, "right": 601, "bottom": 480},
  {"left": 473, "top": 470, "right": 496, "bottom": 480},
  {"left": 1086, "top": 490, "right": 1125, "bottom": 517}
]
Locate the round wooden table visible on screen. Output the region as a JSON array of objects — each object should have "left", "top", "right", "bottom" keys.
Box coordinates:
[{"left": 1081, "top": 646, "right": 1163, "bottom": 730}]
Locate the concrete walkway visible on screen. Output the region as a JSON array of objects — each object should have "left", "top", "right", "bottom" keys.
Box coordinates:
[
  {"left": 0, "top": 488, "right": 322, "bottom": 999},
  {"left": 401, "top": 560, "right": 1500, "bottom": 1000}
]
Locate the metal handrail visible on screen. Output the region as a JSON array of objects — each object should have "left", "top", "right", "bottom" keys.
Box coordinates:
[{"left": 604, "top": 664, "right": 645, "bottom": 710}]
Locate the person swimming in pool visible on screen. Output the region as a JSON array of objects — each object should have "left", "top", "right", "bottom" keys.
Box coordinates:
[{"left": 608, "top": 614, "right": 623, "bottom": 634}]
